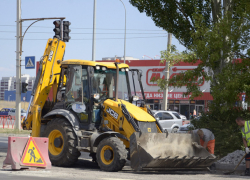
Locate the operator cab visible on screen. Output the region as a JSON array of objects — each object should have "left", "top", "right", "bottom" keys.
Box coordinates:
[{"left": 56, "top": 60, "right": 132, "bottom": 131}]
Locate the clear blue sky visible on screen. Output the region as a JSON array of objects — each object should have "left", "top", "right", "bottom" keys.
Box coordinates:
[{"left": 0, "top": 0, "right": 185, "bottom": 79}]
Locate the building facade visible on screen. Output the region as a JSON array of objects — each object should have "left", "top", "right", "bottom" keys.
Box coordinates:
[
  {"left": 100, "top": 59, "right": 213, "bottom": 118},
  {"left": 0, "top": 74, "right": 35, "bottom": 101}
]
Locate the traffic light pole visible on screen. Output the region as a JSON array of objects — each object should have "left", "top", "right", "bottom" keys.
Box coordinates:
[{"left": 15, "top": 0, "right": 21, "bottom": 130}]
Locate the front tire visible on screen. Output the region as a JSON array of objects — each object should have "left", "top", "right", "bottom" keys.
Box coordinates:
[
  {"left": 96, "top": 137, "right": 127, "bottom": 172},
  {"left": 171, "top": 127, "right": 178, "bottom": 133},
  {"left": 43, "top": 117, "right": 80, "bottom": 166}
]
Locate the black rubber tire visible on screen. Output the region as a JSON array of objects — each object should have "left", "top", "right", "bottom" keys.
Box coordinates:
[
  {"left": 43, "top": 117, "right": 80, "bottom": 167},
  {"left": 96, "top": 137, "right": 127, "bottom": 172},
  {"left": 171, "top": 127, "right": 178, "bottom": 133}
]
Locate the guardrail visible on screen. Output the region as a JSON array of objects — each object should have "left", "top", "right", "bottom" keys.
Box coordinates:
[{"left": 0, "top": 116, "right": 17, "bottom": 129}]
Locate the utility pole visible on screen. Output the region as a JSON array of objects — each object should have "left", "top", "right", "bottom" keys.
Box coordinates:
[
  {"left": 92, "top": 0, "right": 96, "bottom": 62},
  {"left": 15, "top": 0, "right": 21, "bottom": 130},
  {"left": 162, "top": 33, "right": 172, "bottom": 110}
]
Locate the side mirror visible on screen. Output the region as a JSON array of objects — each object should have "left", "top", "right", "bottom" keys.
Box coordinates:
[
  {"left": 132, "top": 95, "right": 139, "bottom": 101},
  {"left": 156, "top": 117, "right": 160, "bottom": 121}
]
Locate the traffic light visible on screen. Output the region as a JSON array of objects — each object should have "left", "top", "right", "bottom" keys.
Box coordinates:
[
  {"left": 21, "top": 82, "right": 28, "bottom": 93},
  {"left": 53, "top": 20, "right": 61, "bottom": 39},
  {"left": 63, "top": 21, "right": 71, "bottom": 42}
]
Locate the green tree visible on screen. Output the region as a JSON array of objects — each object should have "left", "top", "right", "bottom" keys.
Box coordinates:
[
  {"left": 129, "top": 0, "right": 250, "bottom": 110},
  {"left": 130, "top": 0, "right": 250, "bottom": 156}
]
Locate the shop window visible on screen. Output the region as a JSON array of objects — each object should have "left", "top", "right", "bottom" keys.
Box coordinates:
[
  {"left": 196, "top": 100, "right": 204, "bottom": 105},
  {"left": 147, "top": 99, "right": 154, "bottom": 103}
]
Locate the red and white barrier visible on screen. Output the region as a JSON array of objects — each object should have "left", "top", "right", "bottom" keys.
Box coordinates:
[
  {"left": 0, "top": 116, "right": 19, "bottom": 129},
  {"left": 3, "top": 136, "right": 51, "bottom": 169}
]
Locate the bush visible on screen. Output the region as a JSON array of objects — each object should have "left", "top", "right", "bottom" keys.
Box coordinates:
[{"left": 191, "top": 105, "right": 250, "bottom": 157}]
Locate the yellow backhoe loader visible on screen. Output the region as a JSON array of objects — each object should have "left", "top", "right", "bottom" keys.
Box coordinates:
[{"left": 22, "top": 37, "right": 216, "bottom": 172}]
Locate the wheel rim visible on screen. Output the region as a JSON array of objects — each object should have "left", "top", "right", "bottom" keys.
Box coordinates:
[
  {"left": 100, "top": 145, "right": 114, "bottom": 165},
  {"left": 48, "top": 129, "right": 64, "bottom": 156}
]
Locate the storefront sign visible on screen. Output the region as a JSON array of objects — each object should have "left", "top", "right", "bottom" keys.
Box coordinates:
[
  {"left": 154, "top": 100, "right": 159, "bottom": 103},
  {"left": 146, "top": 68, "right": 204, "bottom": 86},
  {"left": 190, "top": 100, "right": 196, "bottom": 104},
  {"left": 179, "top": 100, "right": 189, "bottom": 104},
  {"left": 135, "top": 92, "right": 192, "bottom": 100},
  {"left": 168, "top": 100, "right": 174, "bottom": 104}
]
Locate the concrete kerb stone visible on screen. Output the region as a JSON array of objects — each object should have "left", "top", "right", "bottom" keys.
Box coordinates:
[
  {"left": 0, "top": 133, "right": 30, "bottom": 137},
  {"left": 214, "top": 162, "right": 245, "bottom": 171}
]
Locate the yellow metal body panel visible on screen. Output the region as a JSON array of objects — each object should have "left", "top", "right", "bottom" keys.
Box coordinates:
[
  {"left": 31, "top": 105, "right": 41, "bottom": 137},
  {"left": 24, "top": 38, "right": 66, "bottom": 133},
  {"left": 103, "top": 99, "right": 135, "bottom": 143},
  {"left": 61, "top": 59, "right": 129, "bottom": 69},
  {"left": 119, "top": 100, "right": 155, "bottom": 122},
  {"left": 102, "top": 99, "right": 157, "bottom": 148}
]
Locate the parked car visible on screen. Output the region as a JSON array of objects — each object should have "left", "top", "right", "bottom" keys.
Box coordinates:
[
  {"left": 152, "top": 110, "right": 183, "bottom": 133},
  {"left": 0, "top": 108, "right": 12, "bottom": 117},
  {"left": 177, "top": 123, "right": 194, "bottom": 133},
  {"left": 8, "top": 108, "right": 26, "bottom": 119},
  {"left": 177, "top": 112, "right": 187, "bottom": 120}
]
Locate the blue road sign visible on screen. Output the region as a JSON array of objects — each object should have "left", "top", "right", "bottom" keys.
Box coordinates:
[
  {"left": 242, "top": 94, "right": 246, "bottom": 102},
  {"left": 25, "top": 56, "right": 35, "bottom": 69}
]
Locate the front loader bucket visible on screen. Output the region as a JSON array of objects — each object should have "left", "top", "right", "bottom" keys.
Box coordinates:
[{"left": 130, "top": 132, "right": 217, "bottom": 171}]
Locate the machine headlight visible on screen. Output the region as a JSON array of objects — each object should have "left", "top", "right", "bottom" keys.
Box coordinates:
[
  {"left": 121, "top": 68, "right": 125, "bottom": 72},
  {"left": 133, "top": 96, "right": 139, "bottom": 101},
  {"left": 93, "top": 93, "right": 100, "bottom": 100},
  {"left": 125, "top": 68, "right": 129, "bottom": 71},
  {"left": 96, "top": 66, "right": 100, "bottom": 70},
  {"left": 102, "top": 67, "right": 107, "bottom": 71}
]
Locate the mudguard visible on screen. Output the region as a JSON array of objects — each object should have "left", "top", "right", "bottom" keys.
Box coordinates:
[
  {"left": 92, "top": 132, "right": 128, "bottom": 147},
  {"left": 43, "top": 109, "right": 80, "bottom": 133}
]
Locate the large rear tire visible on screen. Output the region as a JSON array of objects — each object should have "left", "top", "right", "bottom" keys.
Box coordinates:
[
  {"left": 96, "top": 137, "right": 127, "bottom": 172},
  {"left": 43, "top": 117, "right": 80, "bottom": 166}
]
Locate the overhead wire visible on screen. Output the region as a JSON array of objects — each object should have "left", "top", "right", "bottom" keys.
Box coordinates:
[
  {"left": 0, "top": 36, "right": 167, "bottom": 40},
  {"left": 0, "top": 25, "right": 164, "bottom": 31}
]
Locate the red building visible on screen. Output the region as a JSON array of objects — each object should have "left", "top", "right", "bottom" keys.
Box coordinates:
[{"left": 101, "top": 59, "right": 213, "bottom": 118}]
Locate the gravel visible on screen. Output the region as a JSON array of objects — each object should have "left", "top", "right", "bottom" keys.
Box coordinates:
[{"left": 217, "top": 150, "right": 246, "bottom": 165}]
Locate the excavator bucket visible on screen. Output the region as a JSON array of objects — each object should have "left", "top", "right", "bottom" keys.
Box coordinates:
[{"left": 130, "top": 132, "right": 217, "bottom": 171}]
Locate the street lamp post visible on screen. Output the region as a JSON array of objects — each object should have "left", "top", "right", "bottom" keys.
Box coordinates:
[
  {"left": 8, "top": 95, "right": 12, "bottom": 101},
  {"left": 118, "top": 0, "right": 126, "bottom": 63}
]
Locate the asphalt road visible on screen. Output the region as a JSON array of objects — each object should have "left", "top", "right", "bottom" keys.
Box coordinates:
[{"left": 0, "top": 135, "right": 248, "bottom": 180}]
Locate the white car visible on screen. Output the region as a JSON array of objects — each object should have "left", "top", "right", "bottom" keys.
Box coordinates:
[
  {"left": 152, "top": 110, "right": 183, "bottom": 133},
  {"left": 8, "top": 108, "right": 26, "bottom": 119},
  {"left": 177, "top": 112, "right": 187, "bottom": 120}
]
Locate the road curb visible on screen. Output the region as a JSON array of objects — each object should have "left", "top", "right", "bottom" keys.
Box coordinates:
[{"left": 214, "top": 162, "right": 245, "bottom": 171}]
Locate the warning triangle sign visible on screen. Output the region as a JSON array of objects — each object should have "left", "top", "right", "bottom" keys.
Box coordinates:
[
  {"left": 21, "top": 137, "right": 46, "bottom": 167},
  {"left": 26, "top": 58, "right": 34, "bottom": 67}
]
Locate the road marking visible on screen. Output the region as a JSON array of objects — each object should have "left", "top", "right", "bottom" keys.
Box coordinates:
[{"left": 101, "top": 178, "right": 135, "bottom": 180}]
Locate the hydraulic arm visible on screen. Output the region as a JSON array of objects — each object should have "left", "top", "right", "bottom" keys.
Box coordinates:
[{"left": 22, "top": 38, "right": 66, "bottom": 136}]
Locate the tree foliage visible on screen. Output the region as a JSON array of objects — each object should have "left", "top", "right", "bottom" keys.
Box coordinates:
[
  {"left": 130, "top": 0, "right": 250, "bottom": 109},
  {"left": 130, "top": 0, "right": 250, "bottom": 155}
]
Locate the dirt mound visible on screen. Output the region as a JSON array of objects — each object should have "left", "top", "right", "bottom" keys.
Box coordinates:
[{"left": 217, "top": 150, "right": 245, "bottom": 165}]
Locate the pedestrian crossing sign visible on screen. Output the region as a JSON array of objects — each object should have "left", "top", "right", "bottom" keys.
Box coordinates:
[
  {"left": 21, "top": 137, "right": 46, "bottom": 167},
  {"left": 25, "top": 56, "right": 35, "bottom": 69}
]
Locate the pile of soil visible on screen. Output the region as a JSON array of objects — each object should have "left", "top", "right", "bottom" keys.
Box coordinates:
[{"left": 217, "top": 150, "right": 246, "bottom": 165}]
